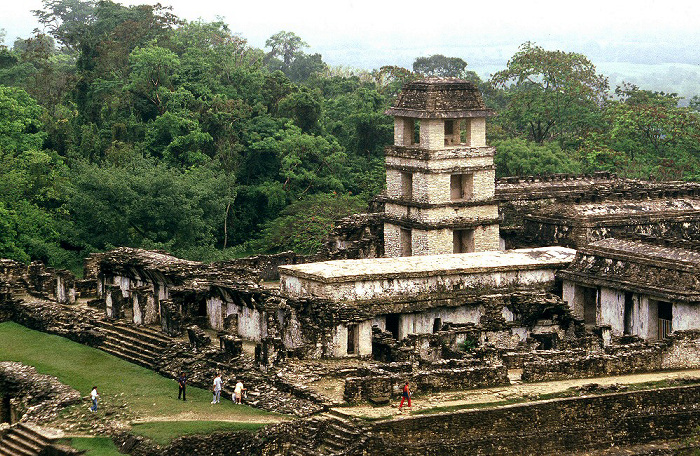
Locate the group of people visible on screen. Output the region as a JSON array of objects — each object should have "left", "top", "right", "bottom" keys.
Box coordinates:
[
  {"left": 175, "top": 372, "right": 246, "bottom": 404},
  {"left": 90, "top": 376, "right": 408, "bottom": 413}
]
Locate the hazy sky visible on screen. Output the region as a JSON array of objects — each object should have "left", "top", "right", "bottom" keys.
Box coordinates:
[{"left": 2, "top": 0, "right": 699, "bottom": 95}]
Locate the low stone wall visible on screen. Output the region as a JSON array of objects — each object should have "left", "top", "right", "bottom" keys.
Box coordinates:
[
  {"left": 344, "top": 364, "right": 509, "bottom": 404},
  {"left": 0, "top": 362, "right": 81, "bottom": 424},
  {"left": 661, "top": 330, "right": 700, "bottom": 370},
  {"left": 521, "top": 331, "right": 700, "bottom": 382},
  {"left": 366, "top": 383, "right": 700, "bottom": 455},
  {"left": 521, "top": 345, "right": 662, "bottom": 382},
  {"left": 114, "top": 419, "right": 319, "bottom": 456},
  {"left": 1, "top": 297, "right": 105, "bottom": 347}
]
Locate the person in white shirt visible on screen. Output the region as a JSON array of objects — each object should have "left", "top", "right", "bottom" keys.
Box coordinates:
[
  {"left": 233, "top": 380, "right": 245, "bottom": 404},
  {"left": 211, "top": 373, "right": 222, "bottom": 404},
  {"left": 90, "top": 386, "right": 99, "bottom": 412}
]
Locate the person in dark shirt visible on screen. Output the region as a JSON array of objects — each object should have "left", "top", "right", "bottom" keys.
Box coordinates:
[{"left": 177, "top": 372, "right": 187, "bottom": 401}]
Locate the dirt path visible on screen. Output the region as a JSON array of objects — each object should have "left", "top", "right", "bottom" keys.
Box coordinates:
[
  {"left": 130, "top": 411, "right": 288, "bottom": 424},
  {"left": 336, "top": 369, "right": 700, "bottom": 419}
]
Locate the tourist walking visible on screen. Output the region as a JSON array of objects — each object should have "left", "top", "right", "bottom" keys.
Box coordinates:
[
  {"left": 212, "top": 373, "right": 222, "bottom": 404},
  {"left": 399, "top": 381, "right": 411, "bottom": 411},
  {"left": 89, "top": 386, "right": 99, "bottom": 412},
  {"left": 233, "top": 380, "right": 246, "bottom": 404},
  {"left": 177, "top": 372, "right": 187, "bottom": 401}
]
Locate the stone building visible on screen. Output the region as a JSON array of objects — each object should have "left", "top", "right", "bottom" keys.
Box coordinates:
[
  {"left": 382, "top": 78, "right": 500, "bottom": 257},
  {"left": 559, "top": 237, "right": 700, "bottom": 340},
  {"left": 279, "top": 247, "right": 576, "bottom": 357}
]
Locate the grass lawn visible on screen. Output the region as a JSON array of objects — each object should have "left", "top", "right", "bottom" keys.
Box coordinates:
[
  {"left": 130, "top": 421, "right": 266, "bottom": 445},
  {"left": 0, "top": 321, "right": 284, "bottom": 423},
  {"left": 61, "top": 437, "right": 123, "bottom": 456}
]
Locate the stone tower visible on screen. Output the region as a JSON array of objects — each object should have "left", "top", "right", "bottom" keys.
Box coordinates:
[{"left": 382, "top": 77, "right": 500, "bottom": 257}]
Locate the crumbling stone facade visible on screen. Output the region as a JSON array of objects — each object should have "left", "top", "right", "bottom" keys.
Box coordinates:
[
  {"left": 559, "top": 238, "right": 700, "bottom": 340},
  {"left": 382, "top": 78, "right": 500, "bottom": 257}
]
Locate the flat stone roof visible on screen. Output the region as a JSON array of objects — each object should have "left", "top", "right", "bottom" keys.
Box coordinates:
[
  {"left": 279, "top": 247, "right": 576, "bottom": 284},
  {"left": 588, "top": 238, "right": 700, "bottom": 269},
  {"left": 530, "top": 198, "right": 700, "bottom": 221}
]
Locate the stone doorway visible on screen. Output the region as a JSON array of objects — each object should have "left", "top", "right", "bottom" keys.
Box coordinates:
[{"left": 386, "top": 313, "right": 400, "bottom": 340}]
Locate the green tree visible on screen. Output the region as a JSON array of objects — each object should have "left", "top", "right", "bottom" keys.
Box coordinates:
[
  {"left": 580, "top": 85, "right": 700, "bottom": 180},
  {"left": 412, "top": 54, "right": 468, "bottom": 78},
  {"left": 265, "top": 31, "right": 307, "bottom": 67},
  {"left": 254, "top": 192, "right": 367, "bottom": 254},
  {"left": 0, "top": 85, "right": 46, "bottom": 153},
  {"left": 491, "top": 42, "right": 608, "bottom": 146},
  {"left": 128, "top": 44, "right": 181, "bottom": 117},
  {"left": 493, "top": 138, "right": 582, "bottom": 177}
]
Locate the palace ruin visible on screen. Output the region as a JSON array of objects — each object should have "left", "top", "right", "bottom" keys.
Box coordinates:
[{"left": 2, "top": 77, "right": 700, "bottom": 455}]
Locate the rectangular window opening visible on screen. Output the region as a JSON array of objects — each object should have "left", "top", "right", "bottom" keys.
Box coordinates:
[
  {"left": 347, "top": 324, "right": 358, "bottom": 355},
  {"left": 450, "top": 173, "right": 474, "bottom": 201},
  {"left": 400, "top": 228, "right": 412, "bottom": 257},
  {"left": 453, "top": 229, "right": 475, "bottom": 254},
  {"left": 658, "top": 301, "right": 672, "bottom": 339},
  {"left": 400, "top": 172, "right": 413, "bottom": 199}
]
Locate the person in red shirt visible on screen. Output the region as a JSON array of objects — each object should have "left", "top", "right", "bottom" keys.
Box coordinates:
[{"left": 399, "top": 381, "right": 411, "bottom": 411}]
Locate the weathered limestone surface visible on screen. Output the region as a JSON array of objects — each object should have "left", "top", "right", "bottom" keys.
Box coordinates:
[
  {"left": 366, "top": 384, "right": 700, "bottom": 455},
  {"left": 521, "top": 331, "right": 700, "bottom": 382},
  {"left": 344, "top": 363, "right": 509, "bottom": 404},
  {"left": 0, "top": 362, "right": 81, "bottom": 424},
  {"left": 280, "top": 247, "right": 575, "bottom": 303}
]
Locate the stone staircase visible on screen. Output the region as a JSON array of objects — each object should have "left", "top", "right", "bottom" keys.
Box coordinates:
[
  {"left": 0, "top": 423, "right": 63, "bottom": 456},
  {"left": 96, "top": 321, "right": 172, "bottom": 368},
  {"left": 288, "top": 409, "right": 370, "bottom": 456}
]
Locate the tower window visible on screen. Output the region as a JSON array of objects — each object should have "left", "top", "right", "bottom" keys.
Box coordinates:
[
  {"left": 401, "top": 172, "right": 413, "bottom": 199},
  {"left": 453, "top": 229, "right": 475, "bottom": 253},
  {"left": 451, "top": 173, "right": 474, "bottom": 200},
  {"left": 400, "top": 228, "right": 412, "bottom": 257}
]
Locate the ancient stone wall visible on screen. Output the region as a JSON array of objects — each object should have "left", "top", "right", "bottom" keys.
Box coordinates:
[
  {"left": 344, "top": 363, "right": 509, "bottom": 404},
  {"left": 521, "top": 331, "right": 700, "bottom": 382},
  {"left": 0, "top": 362, "right": 81, "bottom": 424},
  {"left": 366, "top": 384, "right": 700, "bottom": 455}
]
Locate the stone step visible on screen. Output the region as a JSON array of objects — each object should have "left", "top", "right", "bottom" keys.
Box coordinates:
[
  {"left": 101, "top": 336, "right": 160, "bottom": 360},
  {"left": 100, "top": 344, "right": 154, "bottom": 369},
  {"left": 0, "top": 434, "right": 38, "bottom": 456},
  {"left": 327, "top": 419, "right": 363, "bottom": 438},
  {"left": 97, "top": 322, "right": 171, "bottom": 347},
  {"left": 3, "top": 432, "right": 42, "bottom": 455},
  {"left": 101, "top": 340, "right": 156, "bottom": 365},
  {"left": 119, "top": 323, "right": 172, "bottom": 345},
  {"left": 101, "top": 328, "right": 165, "bottom": 355}
]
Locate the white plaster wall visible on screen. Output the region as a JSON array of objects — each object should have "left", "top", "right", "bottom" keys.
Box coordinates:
[
  {"left": 372, "top": 316, "right": 386, "bottom": 331},
  {"left": 330, "top": 322, "right": 373, "bottom": 357},
  {"left": 599, "top": 287, "right": 625, "bottom": 335},
  {"left": 647, "top": 299, "right": 658, "bottom": 340},
  {"left": 97, "top": 277, "right": 104, "bottom": 297},
  {"left": 133, "top": 294, "right": 142, "bottom": 325},
  {"left": 283, "top": 267, "right": 561, "bottom": 303},
  {"left": 562, "top": 281, "right": 586, "bottom": 320},
  {"left": 158, "top": 282, "right": 169, "bottom": 301},
  {"left": 105, "top": 292, "right": 113, "bottom": 318},
  {"left": 628, "top": 293, "right": 647, "bottom": 338},
  {"left": 236, "top": 305, "right": 264, "bottom": 342},
  {"left": 331, "top": 324, "right": 347, "bottom": 357},
  {"left": 117, "top": 275, "right": 130, "bottom": 298},
  {"left": 673, "top": 302, "right": 700, "bottom": 331},
  {"left": 144, "top": 294, "right": 158, "bottom": 325},
  {"left": 397, "top": 306, "right": 483, "bottom": 340},
  {"left": 207, "top": 296, "right": 224, "bottom": 331},
  {"left": 358, "top": 320, "right": 372, "bottom": 356},
  {"left": 56, "top": 277, "right": 65, "bottom": 303}
]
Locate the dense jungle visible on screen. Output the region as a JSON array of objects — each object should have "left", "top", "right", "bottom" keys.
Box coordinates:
[{"left": 1, "top": 0, "right": 699, "bottom": 271}]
